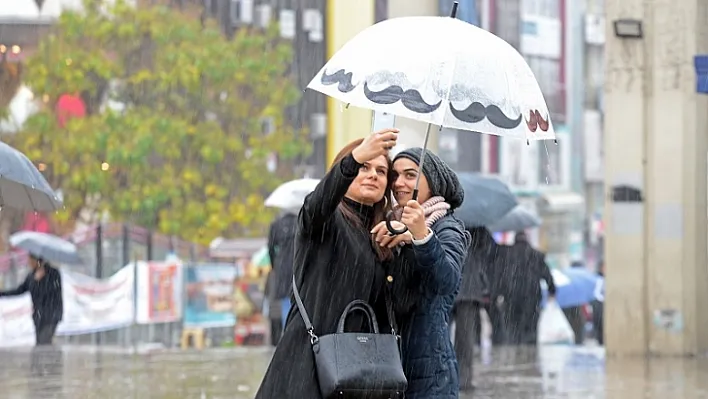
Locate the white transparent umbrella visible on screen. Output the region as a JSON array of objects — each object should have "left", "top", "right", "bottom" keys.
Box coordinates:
[
  {"left": 10, "top": 231, "right": 82, "bottom": 265},
  {"left": 307, "top": 3, "right": 554, "bottom": 233},
  {"left": 307, "top": 7, "right": 554, "bottom": 141},
  {"left": 265, "top": 178, "right": 321, "bottom": 211}
]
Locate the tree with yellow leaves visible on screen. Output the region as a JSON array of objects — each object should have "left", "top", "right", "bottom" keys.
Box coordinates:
[{"left": 5, "top": 0, "right": 310, "bottom": 244}]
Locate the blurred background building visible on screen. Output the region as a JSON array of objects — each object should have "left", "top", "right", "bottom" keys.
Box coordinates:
[{"left": 0, "top": 0, "right": 605, "bottom": 269}]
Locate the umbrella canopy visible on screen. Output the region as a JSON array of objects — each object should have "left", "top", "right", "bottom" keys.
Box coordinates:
[
  {"left": 265, "top": 178, "right": 320, "bottom": 211},
  {"left": 307, "top": 16, "right": 555, "bottom": 141},
  {"left": 455, "top": 173, "right": 517, "bottom": 228},
  {"left": 542, "top": 267, "right": 599, "bottom": 309},
  {"left": 0, "top": 141, "right": 62, "bottom": 212},
  {"left": 486, "top": 205, "right": 541, "bottom": 232},
  {"left": 9, "top": 231, "right": 82, "bottom": 265}
]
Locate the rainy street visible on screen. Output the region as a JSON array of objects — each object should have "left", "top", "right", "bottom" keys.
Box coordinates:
[
  {"left": 3, "top": 0, "right": 708, "bottom": 398},
  {"left": 1, "top": 344, "right": 707, "bottom": 399}
]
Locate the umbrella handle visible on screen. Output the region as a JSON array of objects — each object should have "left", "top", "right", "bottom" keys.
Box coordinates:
[{"left": 385, "top": 210, "right": 409, "bottom": 235}]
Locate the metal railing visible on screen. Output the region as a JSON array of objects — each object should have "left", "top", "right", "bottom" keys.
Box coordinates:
[{"left": 0, "top": 223, "right": 236, "bottom": 348}]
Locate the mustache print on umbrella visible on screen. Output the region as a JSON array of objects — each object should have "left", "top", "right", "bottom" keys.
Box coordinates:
[
  {"left": 449, "top": 102, "right": 522, "bottom": 129},
  {"left": 363, "top": 82, "right": 442, "bottom": 114},
  {"left": 320, "top": 69, "right": 357, "bottom": 93},
  {"left": 525, "top": 110, "right": 551, "bottom": 132}
]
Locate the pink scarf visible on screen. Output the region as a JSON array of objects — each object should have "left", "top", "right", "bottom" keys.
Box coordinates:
[{"left": 393, "top": 196, "right": 450, "bottom": 228}]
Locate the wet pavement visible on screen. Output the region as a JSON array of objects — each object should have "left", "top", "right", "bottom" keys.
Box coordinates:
[{"left": 1, "top": 344, "right": 708, "bottom": 398}]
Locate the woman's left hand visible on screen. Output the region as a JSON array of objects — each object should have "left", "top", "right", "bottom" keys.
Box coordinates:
[
  {"left": 371, "top": 221, "right": 413, "bottom": 248},
  {"left": 401, "top": 200, "right": 429, "bottom": 240}
]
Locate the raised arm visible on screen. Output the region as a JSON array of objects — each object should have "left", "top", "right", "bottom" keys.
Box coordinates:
[
  {"left": 409, "top": 219, "right": 469, "bottom": 296},
  {"left": 299, "top": 128, "right": 399, "bottom": 236},
  {"left": 298, "top": 154, "right": 362, "bottom": 236}
]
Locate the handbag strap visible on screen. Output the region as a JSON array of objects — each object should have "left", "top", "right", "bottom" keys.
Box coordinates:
[
  {"left": 292, "top": 276, "right": 319, "bottom": 344},
  {"left": 292, "top": 275, "right": 401, "bottom": 344},
  {"left": 384, "top": 285, "right": 399, "bottom": 338}
]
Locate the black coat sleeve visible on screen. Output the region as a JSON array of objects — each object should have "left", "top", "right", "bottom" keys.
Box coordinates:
[
  {"left": 539, "top": 255, "right": 556, "bottom": 296},
  {"left": 0, "top": 274, "right": 30, "bottom": 297},
  {"left": 267, "top": 221, "right": 279, "bottom": 273},
  {"left": 410, "top": 217, "right": 469, "bottom": 296},
  {"left": 49, "top": 268, "right": 63, "bottom": 322},
  {"left": 298, "top": 154, "right": 361, "bottom": 236}
]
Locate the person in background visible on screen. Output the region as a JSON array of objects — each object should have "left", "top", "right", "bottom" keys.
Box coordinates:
[
  {"left": 562, "top": 260, "right": 588, "bottom": 345},
  {"left": 265, "top": 211, "right": 297, "bottom": 345},
  {"left": 453, "top": 226, "right": 494, "bottom": 391},
  {"left": 505, "top": 232, "right": 556, "bottom": 345},
  {"left": 592, "top": 259, "right": 605, "bottom": 345},
  {"left": 0, "top": 255, "right": 63, "bottom": 345}
]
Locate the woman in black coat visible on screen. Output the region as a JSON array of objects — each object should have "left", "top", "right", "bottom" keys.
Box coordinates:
[
  {"left": 372, "top": 148, "right": 469, "bottom": 399},
  {"left": 255, "top": 129, "right": 399, "bottom": 399}
]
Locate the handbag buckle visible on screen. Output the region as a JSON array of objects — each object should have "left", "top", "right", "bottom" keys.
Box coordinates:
[{"left": 308, "top": 328, "right": 319, "bottom": 345}]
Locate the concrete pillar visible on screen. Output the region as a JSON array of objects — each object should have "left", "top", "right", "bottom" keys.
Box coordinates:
[{"left": 604, "top": 0, "right": 708, "bottom": 355}]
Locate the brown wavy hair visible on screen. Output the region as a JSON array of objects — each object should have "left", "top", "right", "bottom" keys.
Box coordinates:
[{"left": 332, "top": 138, "right": 394, "bottom": 261}]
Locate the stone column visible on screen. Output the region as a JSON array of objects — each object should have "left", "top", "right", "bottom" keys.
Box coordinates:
[{"left": 604, "top": 0, "right": 708, "bottom": 355}]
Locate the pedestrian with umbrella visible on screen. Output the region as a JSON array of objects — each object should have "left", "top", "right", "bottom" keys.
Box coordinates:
[
  {"left": 503, "top": 231, "right": 556, "bottom": 345},
  {"left": 0, "top": 231, "right": 81, "bottom": 345},
  {"left": 263, "top": 178, "right": 320, "bottom": 345}
]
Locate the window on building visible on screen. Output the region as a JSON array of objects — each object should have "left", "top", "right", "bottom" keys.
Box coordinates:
[
  {"left": 522, "top": 0, "right": 560, "bottom": 18},
  {"left": 438, "top": 128, "right": 482, "bottom": 173}
]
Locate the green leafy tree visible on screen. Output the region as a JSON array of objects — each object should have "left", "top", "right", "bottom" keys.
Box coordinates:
[{"left": 6, "top": 0, "right": 310, "bottom": 244}]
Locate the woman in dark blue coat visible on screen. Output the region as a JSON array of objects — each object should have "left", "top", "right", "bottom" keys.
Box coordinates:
[{"left": 372, "top": 147, "right": 469, "bottom": 399}]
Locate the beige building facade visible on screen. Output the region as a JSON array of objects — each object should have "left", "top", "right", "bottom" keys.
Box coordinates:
[{"left": 604, "top": 0, "right": 708, "bottom": 355}]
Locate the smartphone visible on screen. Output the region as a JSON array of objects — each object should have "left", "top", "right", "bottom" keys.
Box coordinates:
[{"left": 371, "top": 111, "right": 396, "bottom": 132}]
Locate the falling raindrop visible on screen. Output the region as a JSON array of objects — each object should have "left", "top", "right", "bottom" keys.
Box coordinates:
[{"left": 543, "top": 140, "right": 553, "bottom": 185}]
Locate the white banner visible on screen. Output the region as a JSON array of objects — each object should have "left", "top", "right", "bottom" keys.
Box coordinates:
[
  {"left": 0, "top": 294, "right": 35, "bottom": 347},
  {"left": 0, "top": 265, "right": 136, "bottom": 346},
  {"left": 56, "top": 264, "right": 135, "bottom": 335},
  {"left": 135, "top": 261, "right": 184, "bottom": 324}
]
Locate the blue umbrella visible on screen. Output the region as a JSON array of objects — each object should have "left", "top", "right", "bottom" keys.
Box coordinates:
[
  {"left": 0, "top": 141, "right": 62, "bottom": 211},
  {"left": 455, "top": 173, "right": 518, "bottom": 228},
  {"left": 9, "top": 231, "right": 83, "bottom": 265},
  {"left": 542, "top": 267, "right": 599, "bottom": 309}
]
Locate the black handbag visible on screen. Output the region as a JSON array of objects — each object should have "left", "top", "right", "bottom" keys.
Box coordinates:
[{"left": 292, "top": 276, "right": 408, "bottom": 398}]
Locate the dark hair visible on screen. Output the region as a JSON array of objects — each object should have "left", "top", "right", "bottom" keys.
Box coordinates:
[{"left": 331, "top": 139, "right": 394, "bottom": 261}]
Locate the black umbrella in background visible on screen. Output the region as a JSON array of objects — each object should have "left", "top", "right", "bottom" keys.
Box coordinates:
[{"left": 455, "top": 173, "right": 517, "bottom": 228}]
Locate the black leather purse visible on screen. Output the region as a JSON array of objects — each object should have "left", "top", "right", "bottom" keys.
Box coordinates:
[{"left": 292, "top": 277, "right": 408, "bottom": 398}]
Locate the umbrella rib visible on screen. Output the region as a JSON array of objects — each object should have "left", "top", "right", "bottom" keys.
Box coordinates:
[
  {"left": 23, "top": 184, "right": 38, "bottom": 212},
  {"left": 0, "top": 176, "right": 5, "bottom": 208}
]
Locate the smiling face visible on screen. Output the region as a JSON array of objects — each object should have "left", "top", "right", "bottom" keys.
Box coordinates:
[
  {"left": 345, "top": 155, "right": 390, "bottom": 206},
  {"left": 392, "top": 158, "right": 431, "bottom": 205}
]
